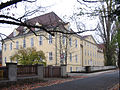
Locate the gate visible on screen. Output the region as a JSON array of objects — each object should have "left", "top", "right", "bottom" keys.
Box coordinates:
[{"left": 44, "top": 66, "right": 61, "bottom": 78}]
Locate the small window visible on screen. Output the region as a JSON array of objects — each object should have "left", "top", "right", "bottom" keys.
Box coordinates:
[
  {"left": 23, "top": 39, "right": 26, "bottom": 48},
  {"left": 31, "top": 38, "right": 34, "bottom": 47},
  {"left": 49, "top": 52, "right": 53, "bottom": 61},
  {"left": 4, "top": 44, "right": 7, "bottom": 51},
  {"left": 39, "top": 36, "right": 42, "bottom": 45},
  {"left": 70, "top": 53, "right": 72, "bottom": 62},
  {"left": 16, "top": 41, "right": 19, "bottom": 49},
  {"left": 49, "top": 35, "right": 52, "bottom": 44},
  {"left": 10, "top": 42, "right": 12, "bottom": 50}
]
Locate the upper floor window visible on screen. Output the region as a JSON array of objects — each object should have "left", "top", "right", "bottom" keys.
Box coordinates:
[
  {"left": 49, "top": 52, "right": 53, "bottom": 61},
  {"left": 85, "top": 49, "right": 86, "bottom": 56},
  {"left": 16, "top": 41, "right": 19, "bottom": 49},
  {"left": 62, "top": 35, "right": 65, "bottom": 45},
  {"left": 23, "top": 39, "right": 26, "bottom": 48},
  {"left": 49, "top": 35, "right": 52, "bottom": 44},
  {"left": 39, "top": 36, "right": 42, "bottom": 45},
  {"left": 4, "top": 44, "right": 7, "bottom": 51},
  {"left": 69, "top": 38, "right": 72, "bottom": 47},
  {"left": 75, "top": 55, "right": 78, "bottom": 63},
  {"left": 70, "top": 53, "right": 72, "bottom": 62},
  {"left": 31, "top": 38, "right": 34, "bottom": 47},
  {"left": 10, "top": 42, "right": 12, "bottom": 50},
  {"left": 75, "top": 40, "right": 77, "bottom": 48}
]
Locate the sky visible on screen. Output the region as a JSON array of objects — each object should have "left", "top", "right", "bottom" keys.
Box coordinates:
[{"left": 0, "top": 0, "right": 100, "bottom": 36}]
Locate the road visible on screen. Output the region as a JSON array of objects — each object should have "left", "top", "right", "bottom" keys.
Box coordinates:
[{"left": 34, "top": 70, "right": 119, "bottom": 90}]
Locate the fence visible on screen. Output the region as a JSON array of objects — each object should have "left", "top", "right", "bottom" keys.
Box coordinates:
[
  {"left": 17, "top": 65, "right": 37, "bottom": 77},
  {"left": 0, "top": 63, "right": 67, "bottom": 82},
  {"left": 44, "top": 66, "right": 61, "bottom": 78},
  {"left": 0, "top": 66, "right": 8, "bottom": 79}
]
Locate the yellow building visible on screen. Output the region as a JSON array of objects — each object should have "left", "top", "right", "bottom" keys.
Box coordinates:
[{"left": 2, "top": 12, "right": 104, "bottom": 72}]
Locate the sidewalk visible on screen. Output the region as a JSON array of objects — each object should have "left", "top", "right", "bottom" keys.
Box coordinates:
[{"left": 68, "top": 69, "right": 117, "bottom": 77}]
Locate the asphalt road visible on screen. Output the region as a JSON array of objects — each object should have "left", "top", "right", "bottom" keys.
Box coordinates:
[{"left": 34, "top": 70, "right": 119, "bottom": 90}]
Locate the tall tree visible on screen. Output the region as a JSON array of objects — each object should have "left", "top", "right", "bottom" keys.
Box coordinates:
[{"left": 76, "top": 0, "right": 120, "bottom": 66}]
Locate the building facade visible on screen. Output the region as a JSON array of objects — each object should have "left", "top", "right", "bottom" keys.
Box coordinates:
[{"left": 2, "top": 12, "right": 104, "bottom": 72}]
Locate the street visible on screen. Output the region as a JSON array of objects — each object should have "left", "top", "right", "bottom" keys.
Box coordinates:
[{"left": 34, "top": 70, "right": 119, "bottom": 90}]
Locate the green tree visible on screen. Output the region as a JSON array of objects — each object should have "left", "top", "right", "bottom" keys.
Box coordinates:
[{"left": 11, "top": 47, "right": 46, "bottom": 66}]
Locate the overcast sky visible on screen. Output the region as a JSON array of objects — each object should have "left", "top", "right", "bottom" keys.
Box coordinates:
[{"left": 0, "top": 0, "right": 100, "bottom": 36}]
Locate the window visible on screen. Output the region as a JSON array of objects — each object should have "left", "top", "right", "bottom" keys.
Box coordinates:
[
  {"left": 75, "top": 55, "right": 78, "bottom": 63},
  {"left": 69, "top": 38, "right": 72, "bottom": 46},
  {"left": 49, "top": 35, "right": 52, "bottom": 44},
  {"left": 16, "top": 41, "right": 19, "bottom": 49},
  {"left": 70, "top": 67, "right": 72, "bottom": 72},
  {"left": 88, "top": 50, "right": 89, "bottom": 56},
  {"left": 23, "top": 39, "right": 26, "bottom": 48},
  {"left": 4, "top": 57, "right": 6, "bottom": 63},
  {"left": 70, "top": 53, "right": 72, "bottom": 62},
  {"left": 13, "top": 31, "right": 16, "bottom": 37},
  {"left": 4, "top": 44, "right": 7, "bottom": 51},
  {"left": 75, "top": 40, "right": 77, "bottom": 48},
  {"left": 85, "top": 49, "right": 86, "bottom": 56},
  {"left": 49, "top": 52, "right": 53, "bottom": 61},
  {"left": 76, "top": 67, "right": 79, "bottom": 71},
  {"left": 62, "top": 35, "right": 65, "bottom": 45},
  {"left": 10, "top": 42, "right": 12, "bottom": 50},
  {"left": 31, "top": 38, "right": 34, "bottom": 47},
  {"left": 39, "top": 36, "right": 42, "bottom": 45}
]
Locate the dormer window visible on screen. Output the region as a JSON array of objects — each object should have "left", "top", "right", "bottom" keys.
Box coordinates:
[
  {"left": 35, "top": 22, "right": 42, "bottom": 31},
  {"left": 13, "top": 29, "right": 19, "bottom": 37},
  {"left": 23, "top": 27, "right": 29, "bottom": 34},
  {"left": 13, "top": 31, "right": 16, "bottom": 37}
]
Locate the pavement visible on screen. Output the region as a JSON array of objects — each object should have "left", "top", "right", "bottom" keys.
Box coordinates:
[{"left": 34, "top": 70, "right": 119, "bottom": 90}]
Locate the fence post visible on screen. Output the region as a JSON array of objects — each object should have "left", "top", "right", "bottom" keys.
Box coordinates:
[
  {"left": 61, "top": 65, "right": 67, "bottom": 77},
  {"left": 37, "top": 64, "right": 44, "bottom": 79},
  {"left": 6, "top": 63, "right": 17, "bottom": 81}
]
